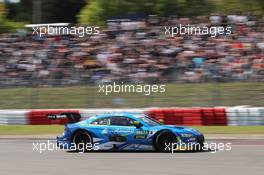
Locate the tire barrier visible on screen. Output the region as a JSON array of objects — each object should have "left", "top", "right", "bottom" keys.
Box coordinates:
[
  {"left": 26, "top": 109, "right": 144, "bottom": 125},
  {"left": 0, "top": 110, "right": 28, "bottom": 125},
  {"left": 26, "top": 110, "right": 80, "bottom": 125},
  {"left": 0, "top": 107, "right": 263, "bottom": 125},
  {"left": 226, "top": 107, "right": 264, "bottom": 126},
  {"left": 146, "top": 107, "right": 227, "bottom": 126},
  {"left": 213, "top": 108, "right": 227, "bottom": 126}
]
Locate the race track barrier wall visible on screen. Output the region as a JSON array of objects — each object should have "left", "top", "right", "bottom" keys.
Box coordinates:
[
  {"left": 0, "top": 110, "right": 28, "bottom": 125},
  {"left": 0, "top": 107, "right": 263, "bottom": 126},
  {"left": 27, "top": 109, "right": 80, "bottom": 125},
  {"left": 146, "top": 107, "right": 227, "bottom": 126},
  {"left": 226, "top": 107, "right": 264, "bottom": 126}
]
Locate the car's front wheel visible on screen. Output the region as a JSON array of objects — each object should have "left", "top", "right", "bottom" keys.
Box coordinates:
[
  {"left": 72, "top": 131, "right": 93, "bottom": 152},
  {"left": 154, "top": 131, "right": 177, "bottom": 152}
]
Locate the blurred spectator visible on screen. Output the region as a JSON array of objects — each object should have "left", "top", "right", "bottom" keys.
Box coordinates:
[{"left": 0, "top": 14, "right": 264, "bottom": 87}]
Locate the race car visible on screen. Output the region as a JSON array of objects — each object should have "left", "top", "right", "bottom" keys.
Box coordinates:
[{"left": 50, "top": 112, "right": 204, "bottom": 152}]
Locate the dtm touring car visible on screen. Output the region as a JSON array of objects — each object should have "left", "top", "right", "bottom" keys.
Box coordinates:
[{"left": 48, "top": 112, "right": 205, "bottom": 152}]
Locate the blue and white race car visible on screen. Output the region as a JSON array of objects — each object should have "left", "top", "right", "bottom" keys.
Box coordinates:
[{"left": 50, "top": 112, "right": 204, "bottom": 152}]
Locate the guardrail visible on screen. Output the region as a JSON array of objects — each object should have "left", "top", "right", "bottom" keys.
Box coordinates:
[{"left": 0, "top": 107, "right": 263, "bottom": 126}]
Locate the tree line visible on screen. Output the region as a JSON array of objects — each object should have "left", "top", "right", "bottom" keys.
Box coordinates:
[{"left": 0, "top": 0, "right": 264, "bottom": 31}]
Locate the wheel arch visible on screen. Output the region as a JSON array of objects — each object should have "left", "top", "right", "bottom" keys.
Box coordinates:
[
  {"left": 71, "top": 129, "right": 94, "bottom": 143},
  {"left": 152, "top": 129, "right": 177, "bottom": 145}
]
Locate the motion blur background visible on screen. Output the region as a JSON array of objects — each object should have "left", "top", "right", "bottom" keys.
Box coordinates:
[
  {"left": 0, "top": 0, "right": 264, "bottom": 109},
  {"left": 1, "top": 3, "right": 264, "bottom": 175}
]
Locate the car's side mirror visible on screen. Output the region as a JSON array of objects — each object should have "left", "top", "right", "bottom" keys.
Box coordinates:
[{"left": 133, "top": 121, "right": 143, "bottom": 129}]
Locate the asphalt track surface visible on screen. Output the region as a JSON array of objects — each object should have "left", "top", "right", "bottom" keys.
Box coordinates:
[{"left": 0, "top": 138, "right": 263, "bottom": 175}]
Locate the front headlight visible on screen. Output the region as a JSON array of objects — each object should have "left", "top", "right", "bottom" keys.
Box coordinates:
[{"left": 180, "top": 133, "right": 194, "bottom": 138}]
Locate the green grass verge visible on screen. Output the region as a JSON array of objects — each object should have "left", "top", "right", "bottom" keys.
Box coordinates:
[
  {"left": 0, "top": 125, "right": 264, "bottom": 135},
  {"left": 0, "top": 125, "right": 63, "bottom": 135},
  {"left": 0, "top": 82, "right": 264, "bottom": 108}
]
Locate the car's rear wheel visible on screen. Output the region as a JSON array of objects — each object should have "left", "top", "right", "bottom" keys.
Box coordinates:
[
  {"left": 154, "top": 131, "right": 177, "bottom": 152},
  {"left": 72, "top": 131, "right": 93, "bottom": 152}
]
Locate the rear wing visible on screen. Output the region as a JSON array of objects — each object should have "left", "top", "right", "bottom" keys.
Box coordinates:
[{"left": 47, "top": 112, "right": 81, "bottom": 123}]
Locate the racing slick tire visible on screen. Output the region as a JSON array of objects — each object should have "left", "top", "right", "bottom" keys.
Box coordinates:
[
  {"left": 192, "top": 142, "right": 204, "bottom": 152},
  {"left": 72, "top": 131, "right": 93, "bottom": 152},
  {"left": 154, "top": 130, "right": 177, "bottom": 152},
  {"left": 192, "top": 135, "right": 205, "bottom": 152}
]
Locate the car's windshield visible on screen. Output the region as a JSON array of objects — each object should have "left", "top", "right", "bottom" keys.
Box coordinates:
[{"left": 137, "top": 115, "right": 161, "bottom": 127}]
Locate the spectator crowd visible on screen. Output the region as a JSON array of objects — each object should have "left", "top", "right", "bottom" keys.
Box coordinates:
[{"left": 0, "top": 14, "right": 264, "bottom": 86}]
